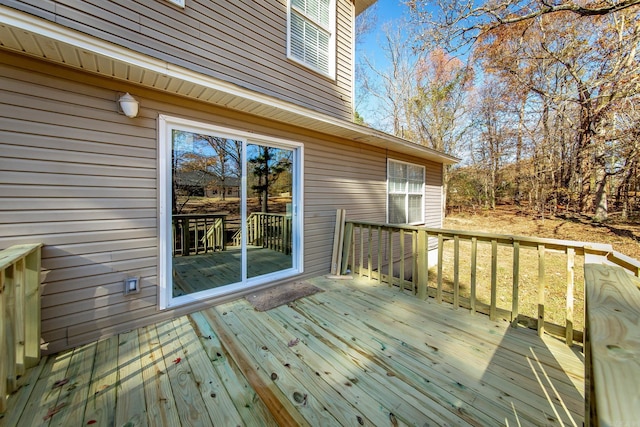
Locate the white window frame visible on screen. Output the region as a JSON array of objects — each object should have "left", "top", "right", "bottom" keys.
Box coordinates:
[
  {"left": 386, "top": 159, "right": 426, "bottom": 225},
  {"left": 158, "top": 115, "right": 304, "bottom": 310},
  {"left": 287, "top": 0, "right": 336, "bottom": 79}
]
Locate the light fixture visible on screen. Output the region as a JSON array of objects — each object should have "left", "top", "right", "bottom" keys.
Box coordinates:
[
  {"left": 118, "top": 92, "right": 139, "bottom": 118},
  {"left": 124, "top": 276, "right": 140, "bottom": 295}
]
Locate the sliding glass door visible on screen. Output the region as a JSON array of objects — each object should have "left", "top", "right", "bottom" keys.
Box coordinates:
[{"left": 159, "top": 116, "right": 302, "bottom": 309}]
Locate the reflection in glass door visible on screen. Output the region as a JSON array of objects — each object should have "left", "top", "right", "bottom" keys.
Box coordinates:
[
  {"left": 246, "top": 144, "right": 293, "bottom": 279},
  {"left": 171, "top": 131, "right": 243, "bottom": 297},
  {"left": 161, "top": 116, "right": 302, "bottom": 308}
]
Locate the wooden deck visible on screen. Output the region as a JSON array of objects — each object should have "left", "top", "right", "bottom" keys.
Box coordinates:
[
  {"left": 172, "top": 246, "right": 292, "bottom": 296},
  {"left": 1, "top": 276, "right": 585, "bottom": 426}
]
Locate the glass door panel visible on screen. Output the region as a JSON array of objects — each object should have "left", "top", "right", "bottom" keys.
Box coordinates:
[
  {"left": 246, "top": 143, "right": 294, "bottom": 279},
  {"left": 171, "top": 130, "right": 243, "bottom": 297}
]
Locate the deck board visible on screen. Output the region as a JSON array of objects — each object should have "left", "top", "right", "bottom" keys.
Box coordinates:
[{"left": 1, "top": 275, "right": 584, "bottom": 426}]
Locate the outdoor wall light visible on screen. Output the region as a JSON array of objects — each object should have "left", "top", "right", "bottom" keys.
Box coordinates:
[
  {"left": 118, "top": 92, "right": 139, "bottom": 118},
  {"left": 124, "top": 276, "right": 141, "bottom": 295}
]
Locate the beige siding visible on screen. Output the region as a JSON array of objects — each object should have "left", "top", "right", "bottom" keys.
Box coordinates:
[
  {"left": 2, "top": 0, "right": 355, "bottom": 120},
  {"left": 0, "top": 55, "right": 444, "bottom": 353}
]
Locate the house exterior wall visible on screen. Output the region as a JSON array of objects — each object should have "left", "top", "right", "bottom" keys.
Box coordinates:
[
  {"left": 0, "top": 0, "right": 355, "bottom": 120},
  {"left": 0, "top": 54, "right": 444, "bottom": 353}
]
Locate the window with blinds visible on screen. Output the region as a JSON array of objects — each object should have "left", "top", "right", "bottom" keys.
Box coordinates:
[
  {"left": 287, "top": 0, "right": 335, "bottom": 78},
  {"left": 387, "top": 159, "right": 425, "bottom": 224}
]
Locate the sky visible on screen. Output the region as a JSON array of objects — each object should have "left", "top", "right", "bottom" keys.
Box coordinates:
[{"left": 355, "top": 0, "right": 413, "bottom": 131}]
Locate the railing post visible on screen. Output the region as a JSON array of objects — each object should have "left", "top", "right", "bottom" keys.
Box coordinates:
[
  {"left": 453, "top": 235, "right": 459, "bottom": 309},
  {"left": 358, "top": 225, "right": 364, "bottom": 277},
  {"left": 490, "top": 239, "right": 497, "bottom": 321},
  {"left": 367, "top": 225, "right": 373, "bottom": 279},
  {"left": 5, "top": 264, "right": 17, "bottom": 393},
  {"left": 388, "top": 228, "right": 394, "bottom": 288},
  {"left": 538, "top": 244, "right": 546, "bottom": 337},
  {"left": 417, "top": 229, "right": 428, "bottom": 300},
  {"left": 377, "top": 226, "right": 382, "bottom": 284},
  {"left": 436, "top": 234, "right": 443, "bottom": 303},
  {"left": 399, "top": 229, "right": 405, "bottom": 292},
  {"left": 470, "top": 237, "right": 477, "bottom": 315},
  {"left": 340, "top": 222, "right": 353, "bottom": 275},
  {"left": 511, "top": 241, "right": 520, "bottom": 327},
  {"left": 566, "top": 248, "right": 575, "bottom": 346},
  {"left": 0, "top": 268, "right": 7, "bottom": 414}
]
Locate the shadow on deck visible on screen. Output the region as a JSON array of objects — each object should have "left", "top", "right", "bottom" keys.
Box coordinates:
[{"left": 1, "top": 276, "right": 585, "bottom": 426}]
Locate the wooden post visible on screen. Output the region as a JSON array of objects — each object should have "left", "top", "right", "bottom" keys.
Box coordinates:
[
  {"left": 453, "top": 235, "right": 459, "bottom": 309},
  {"left": 538, "top": 244, "right": 546, "bottom": 337},
  {"left": 340, "top": 222, "right": 353, "bottom": 275},
  {"left": 367, "top": 225, "right": 373, "bottom": 279},
  {"left": 436, "top": 234, "right": 443, "bottom": 303},
  {"left": 399, "top": 229, "right": 405, "bottom": 292},
  {"left": 411, "top": 231, "right": 417, "bottom": 293},
  {"left": 330, "top": 209, "right": 346, "bottom": 275},
  {"left": 0, "top": 268, "right": 6, "bottom": 413},
  {"left": 490, "top": 240, "right": 497, "bottom": 321},
  {"left": 14, "top": 258, "right": 26, "bottom": 376},
  {"left": 511, "top": 241, "right": 520, "bottom": 327},
  {"left": 359, "top": 225, "right": 364, "bottom": 277},
  {"left": 5, "top": 264, "right": 16, "bottom": 393},
  {"left": 566, "top": 248, "right": 575, "bottom": 346},
  {"left": 470, "top": 237, "right": 477, "bottom": 315},
  {"left": 388, "top": 228, "right": 394, "bottom": 287},
  {"left": 377, "top": 226, "right": 382, "bottom": 284},
  {"left": 417, "top": 229, "right": 428, "bottom": 300}
]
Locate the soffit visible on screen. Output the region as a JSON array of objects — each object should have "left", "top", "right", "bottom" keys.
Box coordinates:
[
  {"left": 0, "top": 6, "right": 458, "bottom": 165},
  {"left": 355, "top": 0, "right": 377, "bottom": 15}
]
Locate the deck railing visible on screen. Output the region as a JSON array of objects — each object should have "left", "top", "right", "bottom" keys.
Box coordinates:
[
  {"left": 340, "top": 220, "right": 640, "bottom": 346},
  {"left": 172, "top": 214, "right": 226, "bottom": 256},
  {"left": 231, "top": 213, "right": 292, "bottom": 254},
  {"left": 0, "top": 243, "right": 42, "bottom": 413}
]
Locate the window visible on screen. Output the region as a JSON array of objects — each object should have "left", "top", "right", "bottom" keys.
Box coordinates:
[
  {"left": 287, "top": 0, "right": 335, "bottom": 78},
  {"left": 387, "top": 159, "right": 425, "bottom": 224}
]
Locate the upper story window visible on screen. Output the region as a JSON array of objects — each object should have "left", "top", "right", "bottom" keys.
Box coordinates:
[
  {"left": 287, "top": 0, "right": 336, "bottom": 79},
  {"left": 387, "top": 159, "right": 425, "bottom": 225}
]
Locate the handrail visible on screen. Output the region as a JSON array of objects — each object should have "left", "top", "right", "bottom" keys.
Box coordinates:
[
  {"left": 0, "top": 243, "right": 43, "bottom": 413},
  {"left": 584, "top": 263, "right": 640, "bottom": 427},
  {"left": 340, "top": 220, "right": 639, "bottom": 346}
]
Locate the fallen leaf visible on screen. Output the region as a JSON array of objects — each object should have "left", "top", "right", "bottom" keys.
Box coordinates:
[
  {"left": 288, "top": 338, "right": 300, "bottom": 347},
  {"left": 173, "top": 357, "right": 181, "bottom": 364},
  {"left": 87, "top": 420, "right": 97, "bottom": 425},
  {"left": 43, "top": 402, "right": 67, "bottom": 420},
  {"left": 52, "top": 378, "right": 69, "bottom": 389}
]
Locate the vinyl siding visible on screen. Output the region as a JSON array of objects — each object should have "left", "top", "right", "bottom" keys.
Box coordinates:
[
  {"left": 0, "top": 56, "right": 445, "bottom": 353},
  {"left": 1, "top": 0, "right": 355, "bottom": 120}
]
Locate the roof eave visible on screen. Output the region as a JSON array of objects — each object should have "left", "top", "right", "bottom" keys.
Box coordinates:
[{"left": 0, "top": 5, "right": 458, "bottom": 166}]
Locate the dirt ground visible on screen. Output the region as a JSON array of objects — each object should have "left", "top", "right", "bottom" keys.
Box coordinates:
[{"left": 444, "top": 205, "right": 640, "bottom": 261}]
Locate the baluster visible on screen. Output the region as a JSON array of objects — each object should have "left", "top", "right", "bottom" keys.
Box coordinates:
[
  {"left": 511, "top": 241, "right": 520, "bottom": 327},
  {"left": 470, "top": 237, "right": 477, "bottom": 314},
  {"left": 490, "top": 239, "right": 497, "bottom": 321}
]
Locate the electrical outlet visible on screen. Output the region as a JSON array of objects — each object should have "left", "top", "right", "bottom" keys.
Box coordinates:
[{"left": 124, "top": 276, "right": 140, "bottom": 295}]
